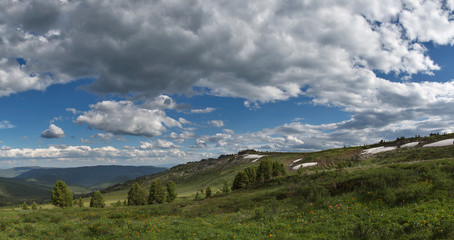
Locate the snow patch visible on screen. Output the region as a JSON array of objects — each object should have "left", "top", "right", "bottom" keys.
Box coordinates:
[
  {"left": 293, "top": 158, "right": 303, "bottom": 163},
  {"left": 243, "top": 154, "right": 267, "bottom": 162},
  {"left": 292, "top": 162, "right": 318, "bottom": 170},
  {"left": 423, "top": 139, "right": 454, "bottom": 147},
  {"left": 401, "top": 142, "right": 419, "bottom": 148},
  {"left": 362, "top": 146, "right": 397, "bottom": 155}
]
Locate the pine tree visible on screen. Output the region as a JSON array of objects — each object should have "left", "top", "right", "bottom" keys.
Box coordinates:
[
  {"left": 31, "top": 201, "right": 38, "bottom": 210},
  {"left": 166, "top": 180, "right": 177, "bottom": 202},
  {"left": 148, "top": 179, "right": 166, "bottom": 204},
  {"left": 77, "top": 197, "right": 84, "bottom": 208},
  {"left": 51, "top": 180, "right": 73, "bottom": 208},
  {"left": 272, "top": 161, "right": 286, "bottom": 177},
  {"left": 22, "top": 202, "right": 29, "bottom": 210},
  {"left": 257, "top": 157, "right": 273, "bottom": 182},
  {"left": 205, "top": 187, "right": 212, "bottom": 198},
  {"left": 127, "top": 182, "right": 147, "bottom": 206},
  {"left": 244, "top": 166, "right": 257, "bottom": 184},
  {"left": 90, "top": 191, "right": 105, "bottom": 208},
  {"left": 232, "top": 171, "right": 249, "bottom": 190}
]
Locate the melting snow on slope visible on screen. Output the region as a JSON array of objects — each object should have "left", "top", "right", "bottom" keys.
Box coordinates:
[
  {"left": 362, "top": 146, "right": 397, "bottom": 154},
  {"left": 423, "top": 139, "right": 454, "bottom": 147},
  {"left": 243, "top": 154, "right": 267, "bottom": 162},
  {"left": 292, "top": 162, "right": 318, "bottom": 170},
  {"left": 293, "top": 158, "right": 303, "bottom": 163},
  {"left": 401, "top": 142, "right": 419, "bottom": 148}
]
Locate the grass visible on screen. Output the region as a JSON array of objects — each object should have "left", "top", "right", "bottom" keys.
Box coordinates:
[{"left": 2, "top": 135, "right": 454, "bottom": 239}]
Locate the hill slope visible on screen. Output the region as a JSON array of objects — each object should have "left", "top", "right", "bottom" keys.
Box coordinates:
[{"left": 0, "top": 165, "right": 167, "bottom": 205}]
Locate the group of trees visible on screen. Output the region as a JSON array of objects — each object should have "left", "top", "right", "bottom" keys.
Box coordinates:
[
  {"left": 51, "top": 180, "right": 105, "bottom": 208},
  {"left": 232, "top": 157, "right": 286, "bottom": 190},
  {"left": 127, "top": 180, "right": 177, "bottom": 206}
]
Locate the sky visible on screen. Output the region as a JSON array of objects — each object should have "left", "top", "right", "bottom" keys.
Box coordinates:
[{"left": 0, "top": 0, "right": 454, "bottom": 168}]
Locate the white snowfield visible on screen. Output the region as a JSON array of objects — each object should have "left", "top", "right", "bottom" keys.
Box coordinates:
[
  {"left": 401, "top": 142, "right": 419, "bottom": 148},
  {"left": 362, "top": 146, "right": 397, "bottom": 154},
  {"left": 292, "top": 162, "right": 318, "bottom": 170},
  {"left": 243, "top": 154, "right": 267, "bottom": 162},
  {"left": 293, "top": 158, "right": 303, "bottom": 163},
  {"left": 423, "top": 139, "right": 454, "bottom": 147}
]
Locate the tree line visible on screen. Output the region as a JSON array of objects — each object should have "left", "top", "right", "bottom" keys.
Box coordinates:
[{"left": 49, "top": 179, "right": 177, "bottom": 208}]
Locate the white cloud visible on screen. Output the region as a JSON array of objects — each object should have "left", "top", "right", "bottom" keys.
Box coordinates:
[
  {"left": 179, "top": 118, "right": 191, "bottom": 125},
  {"left": 208, "top": 120, "right": 225, "bottom": 128},
  {"left": 0, "top": 144, "right": 198, "bottom": 167},
  {"left": 41, "top": 124, "right": 65, "bottom": 139},
  {"left": 0, "top": 120, "right": 15, "bottom": 129},
  {"left": 190, "top": 107, "right": 216, "bottom": 114},
  {"left": 139, "top": 139, "right": 179, "bottom": 150},
  {"left": 75, "top": 100, "right": 182, "bottom": 137},
  {"left": 66, "top": 108, "right": 78, "bottom": 114},
  {"left": 141, "top": 95, "right": 176, "bottom": 110}
]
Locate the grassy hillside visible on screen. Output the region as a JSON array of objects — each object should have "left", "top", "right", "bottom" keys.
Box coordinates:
[
  {"left": 15, "top": 165, "right": 166, "bottom": 189},
  {"left": 0, "top": 178, "right": 51, "bottom": 206},
  {"left": 1, "top": 134, "right": 454, "bottom": 239},
  {"left": 0, "top": 165, "right": 167, "bottom": 205}
]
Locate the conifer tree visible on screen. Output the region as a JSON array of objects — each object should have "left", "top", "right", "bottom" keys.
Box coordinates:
[
  {"left": 244, "top": 166, "right": 257, "bottom": 184},
  {"left": 77, "top": 197, "right": 84, "bottom": 208},
  {"left": 51, "top": 180, "right": 73, "bottom": 208},
  {"left": 232, "top": 171, "right": 249, "bottom": 190},
  {"left": 166, "top": 180, "right": 177, "bottom": 202},
  {"left": 90, "top": 191, "right": 105, "bottom": 208},
  {"left": 257, "top": 157, "right": 273, "bottom": 182},
  {"left": 31, "top": 201, "right": 38, "bottom": 210},
  {"left": 127, "top": 182, "right": 147, "bottom": 206},
  {"left": 148, "top": 179, "right": 166, "bottom": 204},
  {"left": 205, "top": 187, "right": 212, "bottom": 198},
  {"left": 272, "top": 161, "right": 286, "bottom": 177},
  {"left": 22, "top": 202, "right": 28, "bottom": 210}
]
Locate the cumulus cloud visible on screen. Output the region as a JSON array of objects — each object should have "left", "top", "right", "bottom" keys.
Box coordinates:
[
  {"left": 0, "top": 120, "right": 15, "bottom": 129},
  {"left": 0, "top": 144, "right": 198, "bottom": 167},
  {"left": 41, "top": 124, "right": 65, "bottom": 138},
  {"left": 75, "top": 100, "right": 182, "bottom": 137},
  {"left": 1, "top": 0, "right": 454, "bottom": 156},
  {"left": 208, "top": 120, "right": 225, "bottom": 128},
  {"left": 190, "top": 107, "right": 216, "bottom": 114},
  {"left": 1, "top": 0, "right": 452, "bottom": 104},
  {"left": 139, "top": 139, "right": 179, "bottom": 150}
]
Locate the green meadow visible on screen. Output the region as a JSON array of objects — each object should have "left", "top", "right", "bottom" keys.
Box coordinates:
[{"left": 1, "top": 135, "right": 454, "bottom": 239}]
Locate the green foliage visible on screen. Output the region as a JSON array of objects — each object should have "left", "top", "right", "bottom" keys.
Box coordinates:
[
  {"left": 22, "top": 202, "right": 28, "bottom": 210},
  {"left": 194, "top": 191, "right": 202, "bottom": 200},
  {"left": 244, "top": 166, "right": 257, "bottom": 184},
  {"left": 232, "top": 171, "right": 249, "bottom": 190},
  {"left": 257, "top": 157, "right": 273, "bottom": 182},
  {"left": 51, "top": 180, "right": 73, "bottom": 208},
  {"left": 89, "top": 191, "right": 105, "bottom": 208},
  {"left": 77, "top": 197, "right": 84, "bottom": 208},
  {"left": 31, "top": 202, "right": 38, "bottom": 210},
  {"left": 127, "top": 183, "right": 147, "bottom": 206},
  {"left": 148, "top": 179, "right": 165, "bottom": 204},
  {"left": 221, "top": 181, "right": 231, "bottom": 193},
  {"left": 166, "top": 180, "right": 177, "bottom": 203},
  {"left": 205, "top": 187, "right": 212, "bottom": 198},
  {"left": 272, "top": 161, "right": 286, "bottom": 177}
]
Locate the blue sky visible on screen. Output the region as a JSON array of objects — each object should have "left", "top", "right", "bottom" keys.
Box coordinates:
[{"left": 1, "top": 0, "right": 454, "bottom": 167}]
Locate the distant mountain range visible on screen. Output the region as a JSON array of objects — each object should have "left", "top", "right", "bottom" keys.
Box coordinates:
[{"left": 0, "top": 165, "right": 166, "bottom": 206}]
